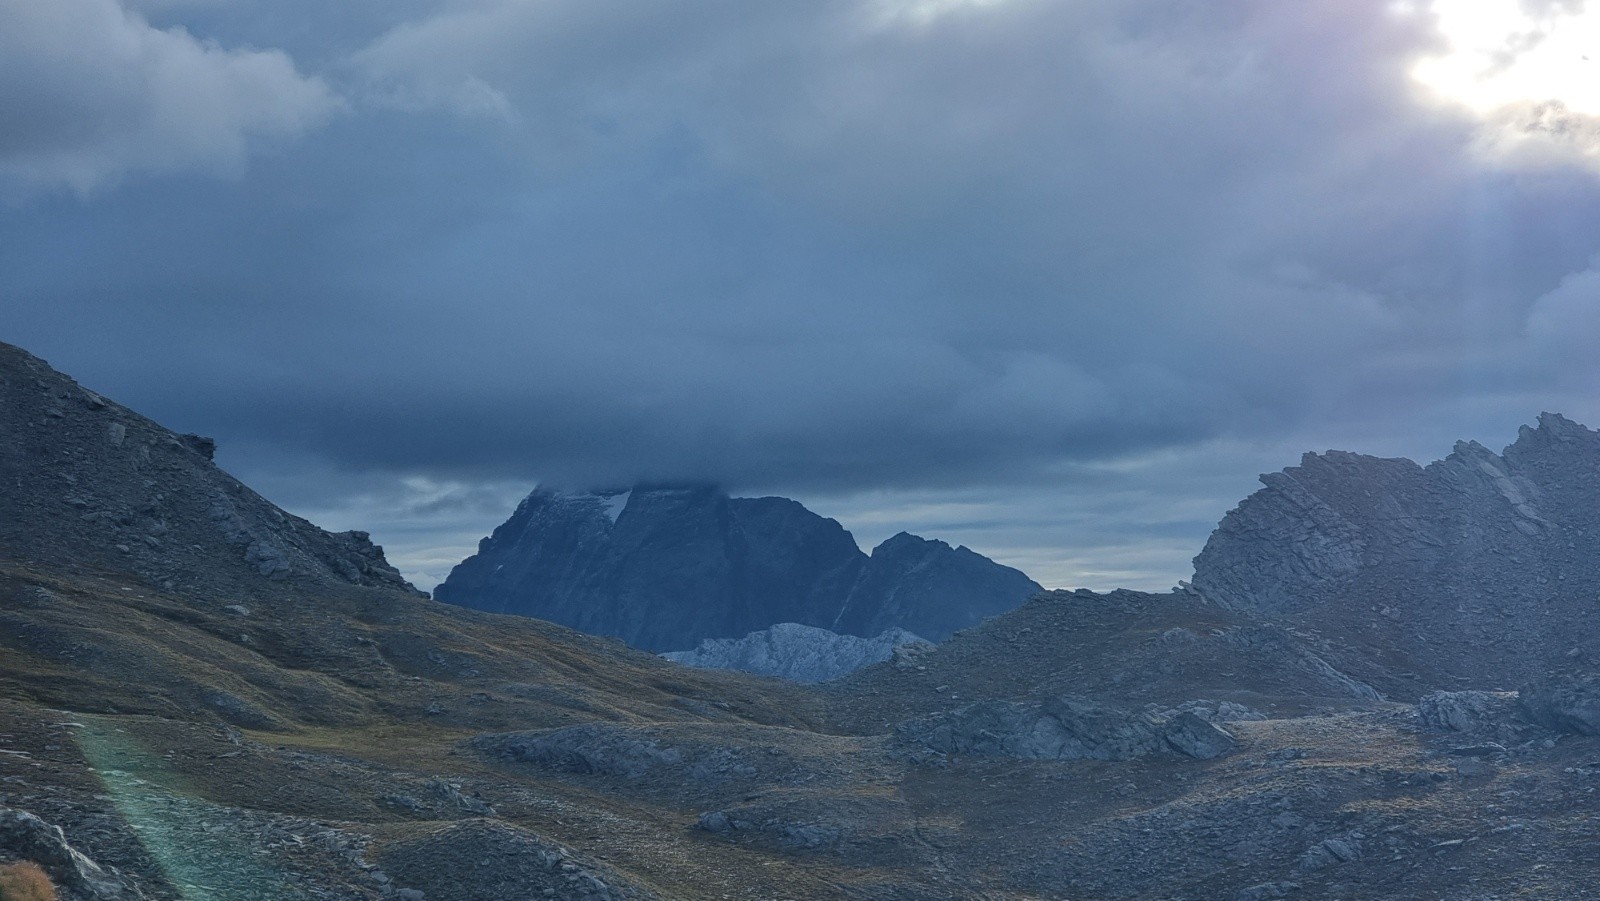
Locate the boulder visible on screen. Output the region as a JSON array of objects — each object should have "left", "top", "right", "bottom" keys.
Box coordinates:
[
  {"left": 1417, "top": 690, "right": 1509, "bottom": 732},
  {"left": 178, "top": 433, "right": 216, "bottom": 461},
  {"left": 1297, "top": 832, "right": 1364, "bottom": 871},
  {"left": 1160, "top": 699, "right": 1267, "bottom": 724},
  {"left": 1519, "top": 672, "right": 1600, "bottom": 735},
  {"left": 1162, "top": 711, "right": 1238, "bottom": 760},
  {"left": 425, "top": 779, "right": 496, "bottom": 817}
]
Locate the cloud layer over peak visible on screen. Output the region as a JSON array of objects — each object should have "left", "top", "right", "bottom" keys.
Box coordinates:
[{"left": 7, "top": 0, "right": 1600, "bottom": 589}]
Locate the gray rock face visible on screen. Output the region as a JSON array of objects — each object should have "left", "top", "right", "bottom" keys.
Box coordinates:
[
  {"left": 424, "top": 778, "right": 496, "bottom": 817},
  {"left": 1189, "top": 414, "right": 1600, "bottom": 686},
  {"left": 1519, "top": 672, "right": 1600, "bottom": 735},
  {"left": 1213, "top": 626, "right": 1382, "bottom": 700},
  {"left": 692, "top": 794, "right": 914, "bottom": 864},
  {"left": 663, "top": 623, "right": 931, "bottom": 683},
  {"left": 376, "top": 820, "right": 648, "bottom": 901},
  {"left": 1297, "top": 832, "right": 1364, "bottom": 871},
  {"left": 1417, "top": 691, "right": 1515, "bottom": 733},
  {"left": 897, "top": 697, "right": 1237, "bottom": 762},
  {"left": 436, "top": 486, "right": 1039, "bottom": 651},
  {"left": 0, "top": 341, "right": 417, "bottom": 599},
  {"left": 1162, "top": 710, "right": 1238, "bottom": 760},
  {"left": 0, "top": 805, "right": 144, "bottom": 899},
  {"left": 485, "top": 724, "right": 687, "bottom": 780},
  {"left": 1165, "top": 700, "right": 1269, "bottom": 724}
]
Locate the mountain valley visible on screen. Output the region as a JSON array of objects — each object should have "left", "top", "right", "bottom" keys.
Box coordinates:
[{"left": 5, "top": 339, "right": 1600, "bottom": 900}]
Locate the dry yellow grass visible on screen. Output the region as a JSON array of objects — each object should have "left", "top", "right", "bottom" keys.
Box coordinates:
[{"left": 0, "top": 862, "right": 57, "bottom": 901}]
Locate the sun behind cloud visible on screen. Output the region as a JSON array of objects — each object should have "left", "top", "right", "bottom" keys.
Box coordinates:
[
  {"left": 870, "top": 0, "right": 1011, "bottom": 27},
  {"left": 1410, "top": 0, "right": 1600, "bottom": 116}
]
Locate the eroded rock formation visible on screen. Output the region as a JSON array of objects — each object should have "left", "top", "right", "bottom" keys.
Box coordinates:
[{"left": 1190, "top": 413, "right": 1600, "bottom": 687}]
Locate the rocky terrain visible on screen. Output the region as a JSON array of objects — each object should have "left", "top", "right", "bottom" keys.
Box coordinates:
[
  {"left": 663, "top": 624, "right": 930, "bottom": 683},
  {"left": 1191, "top": 414, "right": 1600, "bottom": 690},
  {"left": 434, "top": 486, "right": 1039, "bottom": 650},
  {"left": 0, "top": 344, "right": 417, "bottom": 602},
  {"left": 8, "top": 337, "right": 1600, "bottom": 899}
]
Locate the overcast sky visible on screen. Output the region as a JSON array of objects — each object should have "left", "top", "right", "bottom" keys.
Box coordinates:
[{"left": 7, "top": 0, "right": 1600, "bottom": 591}]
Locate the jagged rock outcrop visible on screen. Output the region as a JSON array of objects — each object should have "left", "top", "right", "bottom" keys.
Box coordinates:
[
  {"left": 1519, "top": 672, "right": 1600, "bottom": 736},
  {"left": 1416, "top": 691, "right": 1516, "bottom": 733},
  {"left": 436, "top": 486, "right": 1039, "bottom": 651},
  {"left": 1408, "top": 673, "right": 1600, "bottom": 738},
  {"left": 895, "top": 696, "right": 1238, "bottom": 761},
  {"left": 663, "top": 623, "right": 930, "bottom": 683},
  {"left": 1189, "top": 413, "right": 1600, "bottom": 687},
  {"left": 0, "top": 341, "right": 417, "bottom": 598},
  {"left": 0, "top": 806, "right": 144, "bottom": 900}
]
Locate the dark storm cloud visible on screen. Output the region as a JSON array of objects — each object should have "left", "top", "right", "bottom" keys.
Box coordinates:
[{"left": 7, "top": 0, "right": 1600, "bottom": 587}]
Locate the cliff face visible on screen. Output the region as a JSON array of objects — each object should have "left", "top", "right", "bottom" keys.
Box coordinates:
[
  {"left": 832, "top": 532, "right": 1045, "bottom": 639},
  {"left": 1190, "top": 413, "right": 1600, "bottom": 686},
  {"left": 436, "top": 487, "right": 1040, "bottom": 651},
  {"left": 0, "top": 341, "right": 416, "bottom": 599}
]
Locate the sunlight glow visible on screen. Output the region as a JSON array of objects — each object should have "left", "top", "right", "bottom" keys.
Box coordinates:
[
  {"left": 1411, "top": 0, "right": 1600, "bottom": 115},
  {"left": 871, "top": 0, "right": 1009, "bottom": 28}
]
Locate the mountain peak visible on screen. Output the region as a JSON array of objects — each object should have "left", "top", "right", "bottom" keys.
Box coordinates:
[
  {"left": 438, "top": 483, "right": 1038, "bottom": 649},
  {"left": 871, "top": 531, "right": 947, "bottom": 555},
  {"left": 1537, "top": 410, "right": 1589, "bottom": 435},
  {"left": 1514, "top": 411, "right": 1598, "bottom": 448}
]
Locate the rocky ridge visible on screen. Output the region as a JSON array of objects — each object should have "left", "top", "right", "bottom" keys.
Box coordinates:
[
  {"left": 435, "top": 486, "right": 1039, "bottom": 651},
  {"left": 0, "top": 342, "right": 417, "bottom": 600},
  {"left": 827, "top": 587, "right": 1386, "bottom": 734},
  {"left": 1190, "top": 413, "right": 1600, "bottom": 689}
]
